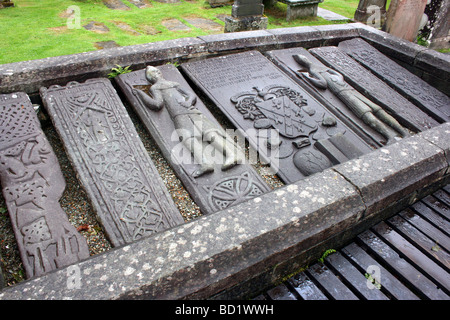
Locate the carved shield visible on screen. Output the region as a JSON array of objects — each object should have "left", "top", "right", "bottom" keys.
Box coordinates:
[{"left": 231, "top": 85, "right": 317, "bottom": 139}]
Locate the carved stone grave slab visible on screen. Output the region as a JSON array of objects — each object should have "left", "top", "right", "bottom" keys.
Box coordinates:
[
  {"left": 181, "top": 51, "right": 373, "bottom": 184},
  {"left": 266, "top": 47, "right": 414, "bottom": 147},
  {"left": 40, "top": 79, "right": 184, "bottom": 247},
  {"left": 339, "top": 38, "right": 450, "bottom": 123},
  {"left": 115, "top": 64, "right": 271, "bottom": 215},
  {"left": 304, "top": 46, "right": 439, "bottom": 132},
  {"left": 0, "top": 92, "right": 90, "bottom": 278}
]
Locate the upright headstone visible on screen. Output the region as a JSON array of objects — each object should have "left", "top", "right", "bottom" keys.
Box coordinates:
[
  {"left": 428, "top": 0, "right": 449, "bottom": 49},
  {"left": 382, "top": 0, "right": 428, "bottom": 42},
  {"left": 115, "top": 64, "right": 271, "bottom": 215},
  {"left": 0, "top": 92, "right": 90, "bottom": 279},
  {"left": 224, "top": 0, "right": 268, "bottom": 33},
  {"left": 339, "top": 38, "right": 450, "bottom": 123},
  {"left": 182, "top": 51, "right": 373, "bottom": 184},
  {"left": 40, "top": 79, "right": 185, "bottom": 247},
  {"left": 354, "top": 0, "right": 387, "bottom": 28}
]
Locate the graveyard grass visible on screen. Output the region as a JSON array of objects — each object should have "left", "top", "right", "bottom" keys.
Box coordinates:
[{"left": 0, "top": 0, "right": 359, "bottom": 64}]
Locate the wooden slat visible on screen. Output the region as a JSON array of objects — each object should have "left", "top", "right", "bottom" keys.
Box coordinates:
[
  {"left": 399, "top": 208, "right": 450, "bottom": 252},
  {"left": 357, "top": 230, "right": 449, "bottom": 300},
  {"left": 287, "top": 272, "right": 328, "bottom": 300},
  {"left": 387, "top": 215, "right": 450, "bottom": 272},
  {"left": 266, "top": 283, "right": 297, "bottom": 300},
  {"left": 433, "top": 190, "right": 450, "bottom": 207},
  {"left": 326, "top": 252, "right": 389, "bottom": 300},
  {"left": 305, "top": 263, "right": 359, "bottom": 300},
  {"left": 421, "top": 195, "right": 450, "bottom": 220},
  {"left": 373, "top": 222, "right": 450, "bottom": 293},
  {"left": 342, "top": 242, "right": 419, "bottom": 300},
  {"left": 411, "top": 201, "right": 450, "bottom": 236}
]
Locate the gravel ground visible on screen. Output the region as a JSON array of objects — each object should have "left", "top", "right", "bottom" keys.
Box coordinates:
[{"left": 0, "top": 76, "right": 284, "bottom": 288}]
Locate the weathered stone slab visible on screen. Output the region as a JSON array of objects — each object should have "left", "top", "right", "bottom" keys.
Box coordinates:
[
  {"left": 305, "top": 46, "right": 439, "bottom": 132},
  {"left": 339, "top": 38, "right": 450, "bottom": 123},
  {"left": 266, "top": 47, "right": 420, "bottom": 147},
  {"left": 128, "top": 0, "right": 151, "bottom": 8},
  {"left": 382, "top": 0, "right": 427, "bottom": 42},
  {"left": 333, "top": 123, "right": 449, "bottom": 218},
  {"left": 40, "top": 79, "right": 184, "bottom": 247},
  {"left": 0, "top": 92, "right": 90, "bottom": 278},
  {"left": 162, "top": 19, "right": 191, "bottom": 31},
  {"left": 115, "top": 64, "right": 271, "bottom": 215},
  {"left": 182, "top": 51, "right": 373, "bottom": 184}
]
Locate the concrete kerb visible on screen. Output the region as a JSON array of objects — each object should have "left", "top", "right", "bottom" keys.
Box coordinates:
[{"left": 0, "top": 123, "right": 448, "bottom": 300}]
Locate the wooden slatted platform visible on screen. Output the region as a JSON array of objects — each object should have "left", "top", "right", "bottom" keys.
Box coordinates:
[{"left": 256, "top": 185, "right": 450, "bottom": 300}]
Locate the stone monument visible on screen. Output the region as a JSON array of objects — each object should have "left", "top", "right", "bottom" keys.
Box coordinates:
[
  {"left": 224, "top": 0, "right": 268, "bottom": 33},
  {"left": 0, "top": 92, "right": 90, "bottom": 279},
  {"left": 382, "top": 0, "right": 428, "bottom": 42},
  {"left": 182, "top": 51, "right": 373, "bottom": 184},
  {"left": 40, "top": 79, "right": 185, "bottom": 247},
  {"left": 292, "top": 54, "right": 410, "bottom": 144},
  {"left": 116, "top": 65, "right": 271, "bottom": 215},
  {"left": 354, "top": 0, "right": 387, "bottom": 27}
]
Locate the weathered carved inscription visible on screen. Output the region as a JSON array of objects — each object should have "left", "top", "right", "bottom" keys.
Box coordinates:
[
  {"left": 0, "top": 92, "right": 90, "bottom": 278},
  {"left": 182, "top": 51, "right": 373, "bottom": 184},
  {"left": 339, "top": 38, "right": 450, "bottom": 123},
  {"left": 40, "top": 79, "right": 184, "bottom": 247},
  {"left": 115, "top": 65, "right": 270, "bottom": 215}
]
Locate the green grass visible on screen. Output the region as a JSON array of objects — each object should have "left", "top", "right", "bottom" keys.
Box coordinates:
[{"left": 0, "top": 0, "right": 357, "bottom": 64}]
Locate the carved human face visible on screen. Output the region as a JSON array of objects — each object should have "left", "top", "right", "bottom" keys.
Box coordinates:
[{"left": 145, "top": 66, "right": 163, "bottom": 84}]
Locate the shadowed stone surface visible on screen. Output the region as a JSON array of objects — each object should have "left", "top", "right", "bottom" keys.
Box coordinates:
[
  {"left": 306, "top": 46, "right": 439, "bottom": 132},
  {"left": 116, "top": 64, "right": 271, "bottom": 215},
  {"left": 0, "top": 92, "right": 90, "bottom": 279},
  {"left": 182, "top": 50, "right": 373, "bottom": 184},
  {"left": 40, "top": 79, "right": 184, "bottom": 247},
  {"left": 103, "top": 0, "right": 130, "bottom": 10},
  {"left": 339, "top": 38, "right": 450, "bottom": 123}
]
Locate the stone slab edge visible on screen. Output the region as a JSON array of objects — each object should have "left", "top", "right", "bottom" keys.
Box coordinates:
[
  {"left": 0, "top": 123, "right": 448, "bottom": 300},
  {"left": 2, "top": 23, "right": 444, "bottom": 95}
]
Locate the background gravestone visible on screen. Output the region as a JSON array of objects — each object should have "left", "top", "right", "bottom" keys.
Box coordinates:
[
  {"left": 382, "top": 0, "right": 428, "bottom": 42},
  {"left": 354, "top": 0, "right": 387, "bottom": 27},
  {"left": 426, "top": 0, "right": 449, "bottom": 49},
  {"left": 0, "top": 0, "right": 14, "bottom": 8},
  {"left": 224, "top": 0, "right": 268, "bottom": 32}
]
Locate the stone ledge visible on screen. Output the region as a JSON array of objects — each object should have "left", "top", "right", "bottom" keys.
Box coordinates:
[
  {"left": 333, "top": 124, "right": 449, "bottom": 218},
  {"left": 0, "top": 123, "right": 448, "bottom": 300},
  {"left": 0, "top": 24, "right": 443, "bottom": 96},
  {"left": 0, "top": 37, "right": 207, "bottom": 94},
  {"left": 198, "top": 30, "right": 277, "bottom": 53}
]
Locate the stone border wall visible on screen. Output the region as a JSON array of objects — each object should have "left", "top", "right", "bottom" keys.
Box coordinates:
[{"left": 0, "top": 23, "right": 449, "bottom": 299}]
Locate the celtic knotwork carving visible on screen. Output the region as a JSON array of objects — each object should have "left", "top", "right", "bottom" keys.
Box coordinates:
[
  {"left": 204, "top": 172, "right": 265, "bottom": 211},
  {"left": 40, "top": 79, "right": 184, "bottom": 246}
]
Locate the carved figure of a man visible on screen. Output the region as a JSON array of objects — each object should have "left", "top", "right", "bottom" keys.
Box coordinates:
[
  {"left": 133, "top": 66, "right": 243, "bottom": 178},
  {"left": 293, "top": 54, "right": 410, "bottom": 144}
]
